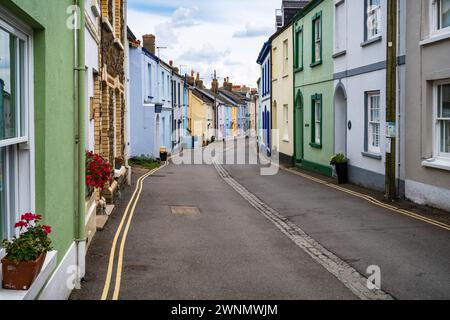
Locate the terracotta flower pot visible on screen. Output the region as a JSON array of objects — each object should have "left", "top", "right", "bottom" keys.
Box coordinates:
[{"left": 1, "top": 252, "right": 47, "bottom": 290}]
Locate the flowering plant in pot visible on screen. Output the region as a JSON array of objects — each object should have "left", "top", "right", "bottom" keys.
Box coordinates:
[
  {"left": 86, "top": 150, "right": 111, "bottom": 190},
  {"left": 1, "top": 213, "right": 53, "bottom": 290},
  {"left": 330, "top": 153, "right": 349, "bottom": 184}
]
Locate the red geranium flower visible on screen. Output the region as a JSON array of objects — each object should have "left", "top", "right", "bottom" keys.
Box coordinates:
[
  {"left": 15, "top": 221, "right": 28, "bottom": 228},
  {"left": 41, "top": 225, "right": 52, "bottom": 235}
]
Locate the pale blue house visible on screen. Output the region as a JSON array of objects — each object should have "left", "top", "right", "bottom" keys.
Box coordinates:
[{"left": 129, "top": 30, "right": 175, "bottom": 158}]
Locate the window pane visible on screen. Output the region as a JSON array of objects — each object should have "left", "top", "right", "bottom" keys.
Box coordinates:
[
  {"left": 0, "top": 29, "right": 18, "bottom": 141},
  {"left": 441, "top": 120, "right": 450, "bottom": 153},
  {"left": 19, "top": 40, "right": 25, "bottom": 137},
  {"left": 441, "top": 0, "right": 450, "bottom": 29},
  {"left": 0, "top": 146, "right": 16, "bottom": 241},
  {"left": 440, "top": 84, "right": 450, "bottom": 118}
]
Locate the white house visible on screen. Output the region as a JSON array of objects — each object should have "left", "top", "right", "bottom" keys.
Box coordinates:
[{"left": 332, "top": 0, "right": 406, "bottom": 193}]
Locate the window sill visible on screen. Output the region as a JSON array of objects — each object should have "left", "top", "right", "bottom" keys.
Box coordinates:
[
  {"left": 360, "top": 35, "right": 382, "bottom": 48},
  {"left": 0, "top": 251, "right": 57, "bottom": 300},
  {"left": 101, "top": 17, "right": 114, "bottom": 34},
  {"left": 332, "top": 50, "right": 346, "bottom": 59},
  {"left": 91, "top": 2, "right": 101, "bottom": 18},
  {"left": 309, "top": 142, "right": 322, "bottom": 149},
  {"left": 422, "top": 158, "right": 450, "bottom": 171},
  {"left": 294, "top": 67, "right": 303, "bottom": 73},
  {"left": 361, "top": 151, "right": 382, "bottom": 160},
  {"left": 114, "top": 38, "right": 124, "bottom": 51},
  {"left": 310, "top": 60, "right": 322, "bottom": 68},
  {"left": 419, "top": 31, "right": 450, "bottom": 46}
]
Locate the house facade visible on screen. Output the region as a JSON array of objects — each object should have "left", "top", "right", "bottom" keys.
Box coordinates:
[
  {"left": 128, "top": 32, "right": 160, "bottom": 158},
  {"left": 257, "top": 41, "right": 272, "bottom": 156},
  {"left": 332, "top": 0, "right": 406, "bottom": 192},
  {"left": 172, "top": 69, "right": 184, "bottom": 153},
  {"left": 404, "top": 0, "right": 450, "bottom": 211},
  {"left": 293, "top": 0, "right": 334, "bottom": 176},
  {"left": 158, "top": 60, "right": 173, "bottom": 154},
  {"left": 271, "top": 23, "right": 294, "bottom": 165},
  {"left": 0, "top": 0, "right": 86, "bottom": 299}
]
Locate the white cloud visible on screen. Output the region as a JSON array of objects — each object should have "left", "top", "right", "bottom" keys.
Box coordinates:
[
  {"left": 171, "top": 6, "right": 199, "bottom": 28},
  {"left": 128, "top": 0, "right": 279, "bottom": 87},
  {"left": 233, "top": 24, "right": 274, "bottom": 38}
]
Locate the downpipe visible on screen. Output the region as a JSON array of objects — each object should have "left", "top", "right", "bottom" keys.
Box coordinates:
[{"left": 73, "top": 0, "right": 86, "bottom": 288}]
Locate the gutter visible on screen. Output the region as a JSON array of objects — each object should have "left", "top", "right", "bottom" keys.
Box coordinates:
[{"left": 74, "top": 0, "right": 86, "bottom": 283}]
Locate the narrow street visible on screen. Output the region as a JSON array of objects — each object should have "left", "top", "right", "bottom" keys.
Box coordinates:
[{"left": 71, "top": 139, "right": 450, "bottom": 300}]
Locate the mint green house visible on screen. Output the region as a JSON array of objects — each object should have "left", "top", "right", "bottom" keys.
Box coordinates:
[
  {"left": 293, "top": 0, "right": 334, "bottom": 176},
  {"left": 0, "top": 0, "right": 86, "bottom": 299}
]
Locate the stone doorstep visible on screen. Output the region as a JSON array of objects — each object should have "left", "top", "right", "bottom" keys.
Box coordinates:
[
  {"left": 96, "top": 204, "right": 115, "bottom": 232},
  {"left": 96, "top": 215, "right": 109, "bottom": 231}
]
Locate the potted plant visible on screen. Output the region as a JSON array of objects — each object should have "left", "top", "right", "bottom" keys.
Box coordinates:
[
  {"left": 330, "top": 153, "right": 349, "bottom": 184},
  {"left": 1, "top": 213, "right": 52, "bottom": 290},
  {"left": 86, "top": 150, "right": 111, "bottom": 189}
]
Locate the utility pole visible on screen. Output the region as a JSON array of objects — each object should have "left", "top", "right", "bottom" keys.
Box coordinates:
[{"left": 385, "top": 0, "right": 397, "bottom": 200}]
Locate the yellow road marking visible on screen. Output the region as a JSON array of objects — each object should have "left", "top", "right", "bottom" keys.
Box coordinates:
[
  {"left": 112, "top": 164, "right": 166, "bottom": 300},
  {"left": 100, "top": 163, "right": 167, "bottom": 300},
  {"left": 284, "top": 167, "right": 450, "bottom": 232}
]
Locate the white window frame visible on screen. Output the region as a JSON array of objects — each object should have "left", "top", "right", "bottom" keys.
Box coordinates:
[
  {"left": 283, "top": 39, "right": 289, "bottom": 75},
  {"left": 431, "top": 0, "right": 450, "bottom": 36},
  {"left": 434, "top": 80, "right": 450, "bottom": 160},
  {"left": 0, "top": 8, "right": 34, "bottom": 247},
  {"left": 334, "top": 0, "right": 346, "bottom": 54},
  {"left": 314, "top": 17, "right": 322, "bottom": 62},
  {"left": 367, "top": 92, "right": 381, "bottom": 154},
  {"left": 315, "top": 100, "right": 321, "bottom": 145},
  {"left": 283, "top": 104, "right": 289, "bottom": 142},
  {"left": 366, "top": 0, "right": 382, "bottom": 40}
]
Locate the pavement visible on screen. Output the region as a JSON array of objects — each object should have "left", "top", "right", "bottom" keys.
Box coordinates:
[{"left": 70, "top": 139, "right": 450, "bottom": 300}]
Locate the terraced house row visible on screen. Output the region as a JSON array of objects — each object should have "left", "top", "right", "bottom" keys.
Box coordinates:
[
  {"left": 257, "top": 0, "right": 450, "bottom": 212},
  {"left": 0, "top": 0, "right": 131, "bottom": 300},
  {"left": 0, "top": 0, "right": 256, "bottom": 300}
]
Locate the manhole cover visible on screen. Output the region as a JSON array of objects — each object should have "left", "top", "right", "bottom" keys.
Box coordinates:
[{"left": 171, "top": 206, "right": 201, "bottom": 215}]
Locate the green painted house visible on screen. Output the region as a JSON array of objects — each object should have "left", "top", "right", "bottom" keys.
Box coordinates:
[
  {"left": 293, "top": 0, "right": 334, "bottom": 176},
  {"left": 0, "top": 0, "right": 86, "bottom": 299}
]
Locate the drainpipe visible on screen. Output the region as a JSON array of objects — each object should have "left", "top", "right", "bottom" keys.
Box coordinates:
[
  {"left": 123, "top": 0, "right": 131, "bottom": 185},
  {"left": 74, "top": 0, "right": 86, "bottom": 283}
]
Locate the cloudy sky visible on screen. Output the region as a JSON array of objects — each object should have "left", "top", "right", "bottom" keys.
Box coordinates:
[{"left": 127, "top": 0, "right": 279, "bottom": 88}]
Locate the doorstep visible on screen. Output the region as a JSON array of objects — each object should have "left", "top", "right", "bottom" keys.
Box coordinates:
[{"left": 0, "top": 251, "right": 57, "bottom": 300}]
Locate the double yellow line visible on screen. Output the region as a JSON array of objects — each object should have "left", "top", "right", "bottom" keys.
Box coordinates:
[
  {"left": 284, "top": 167, "right": 450, "bottom": 232},
  {"left": 100, "top": 164, "right": 167, "bottom": 300}
]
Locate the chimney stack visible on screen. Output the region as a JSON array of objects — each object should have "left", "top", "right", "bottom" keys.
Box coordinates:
[
  {"left": 211, "top": 70, "right": 219, "bottom": 94},
  {"left": 186, "top": 70, "right": 195, "bottom": 86},
  {"left": 195, "top": 72, "right": 204, "bottom": 88},
  {"left": 223, "top": 77, "right": 233, "bottom": 92},
  {"left": 142, "top": 34, "right": 156, "bottom": 55},
  {"left": 169, "top": 60, "right": 173, "bottom": 67}
]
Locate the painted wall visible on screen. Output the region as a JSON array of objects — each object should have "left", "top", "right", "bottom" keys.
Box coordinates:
[
  {"left": 158, "top": 62, "right": 172, "bottom": 153},
  {"left": 271, "top": 24, "right": 294, "bottom": 161},
  {"left": 129, "top": 47, "right": 159, "bottom": 158},
  {"left": 404, "top": 0, "right": 450, "bottom": 211},
  {"left": 294, "top": 0, "right": 334, "bottom": 175},
  {"left": 6, "top": 0, "right": 79, "bottom": 263}
]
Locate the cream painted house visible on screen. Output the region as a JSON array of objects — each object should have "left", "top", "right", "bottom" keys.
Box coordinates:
[{"left": 271, "top": 23, "right": 294, "bottom": 165}]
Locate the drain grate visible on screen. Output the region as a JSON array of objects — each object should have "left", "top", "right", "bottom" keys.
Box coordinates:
[{"left": 170, "top": 206, "right": 201, "bottom": 215}]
